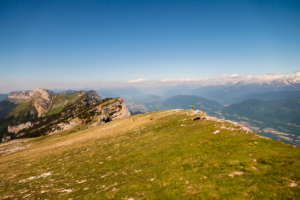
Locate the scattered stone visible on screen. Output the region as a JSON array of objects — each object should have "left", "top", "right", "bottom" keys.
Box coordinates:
[
  {"left": 60, "top": 189, "right": 73, "bottom": 193},
  {"left": 77, "top": 180, "right": 87, "bottom": 184},
  {"left": 19, "top": 172, "right": 52, "bottom": 183},
  {"left": 252, "top": 167, "right": 258, "bottom": 170},
  {"left": 229, "top": 172, "right": 244, "bottom": 177},
  {"left": 289, "top": 182, "right": 297, "bottom": 187}
]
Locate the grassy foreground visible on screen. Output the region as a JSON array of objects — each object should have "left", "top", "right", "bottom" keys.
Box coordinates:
[{"left": 0, "top": 109, "right": 299, "bottom": 199}]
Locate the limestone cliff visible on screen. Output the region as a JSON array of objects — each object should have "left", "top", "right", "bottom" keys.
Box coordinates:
[
  {"left": 7, "top": 122, "right": 34, "bottom": 134},
  {"left": 102, "top": 98, "right": 131, "bottom": 120},
  {"left": 87, "top": 98, "right": 131, "bottom": 128},
  {"left": 31, "top": 87, "right": 53, "bottom": 117},
  {"left": 8, "top": 90, "right": 33, "bottom": 100}
]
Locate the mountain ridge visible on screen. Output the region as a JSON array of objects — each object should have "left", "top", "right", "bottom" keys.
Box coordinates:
[{"left": 2, "top": 97, "right": 130, "bottom": 142}]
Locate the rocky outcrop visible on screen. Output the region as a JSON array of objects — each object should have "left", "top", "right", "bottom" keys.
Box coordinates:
[
  {"left": 33, "top": 87, "right": 52, "bottom": 102},
  {"left": 8, "top": 90, "right": 33, "bottom": 100},
  {"left": 8, "top": 122, "right": 34, "bottom": 134},
  {"left": 102, "top": 98, "right": 131, "bottom": 120},
  {"left": 31, "top": 87, "right": 53, "bottom": 117},
  {"left": 87, "top": 98, "right": 130, "bottom": 128}
]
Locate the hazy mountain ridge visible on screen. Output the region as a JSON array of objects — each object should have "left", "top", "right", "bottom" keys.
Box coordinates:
[
  {"left": 56, "top": 90, "right": 78, "bottom": 95},
  {"left": 231, "top": 90, "right": 300, "bottom": 104},
  {"left": 125, "top": 95, "right": 224, "bottom": 118},
  {"left": 190, "top": 78, "right": 300, "bottom": 105}
]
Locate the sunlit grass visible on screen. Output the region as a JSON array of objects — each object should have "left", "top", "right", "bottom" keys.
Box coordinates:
[{"left": 0, "top": 109, "right": 299, "bottom": 199}]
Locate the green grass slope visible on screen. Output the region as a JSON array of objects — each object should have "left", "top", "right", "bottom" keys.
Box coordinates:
[
  {"left": 47, "top": 92, "right": 82, "bottom": 115},
  {"left": 0, "top": 109, "right": 299, "bottom": 199},
  {"left": 7, "top": 99, "right": 37, "bottom": 119}
]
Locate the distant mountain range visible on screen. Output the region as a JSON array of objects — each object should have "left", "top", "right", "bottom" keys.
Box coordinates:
[
  {"left": 190, "top": 77, "right": 300, "bottom": 105},
  {"left": 55, "top": 89, "right": 78, "bottom": 95},
  {"left": 96, "top": 86, "right": 143, "bottom": 98},
  {"left": 231, "top": 90, "right": 300, "bottom": 104},
  {"left": 92, "top": 77, "right": 300, "bottom": 105}
]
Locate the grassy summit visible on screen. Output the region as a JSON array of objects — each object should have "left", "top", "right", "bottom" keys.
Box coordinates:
[{"left": 0, "top": 109, "right": 299, "bottom": 199}]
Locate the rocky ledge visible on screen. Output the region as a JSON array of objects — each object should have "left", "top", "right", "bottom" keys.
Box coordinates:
[{"left": 7, "top": 122, "right": 34, "bottom": 134}]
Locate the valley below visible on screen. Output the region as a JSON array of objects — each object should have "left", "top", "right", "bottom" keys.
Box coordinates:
[{"left": 124, "top": 94, "right": 300, "bottom": 147}]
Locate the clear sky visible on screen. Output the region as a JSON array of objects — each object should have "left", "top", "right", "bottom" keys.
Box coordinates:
[{"left": 0, "top": 0, "right": 300, "bottom": 92}]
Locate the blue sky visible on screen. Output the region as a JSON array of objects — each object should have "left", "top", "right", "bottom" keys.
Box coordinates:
[{"left": 0, "top": 0, "right": 300, "bottom": 92}]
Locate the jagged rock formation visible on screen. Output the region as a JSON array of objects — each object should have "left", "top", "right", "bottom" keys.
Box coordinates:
[
  {"left": 102, "top": 98, "right": 131, "bottom": 120},
  {"left": 87, "top": 90, "right": 101, "bottom": 102},
  {"left": 8, "top": 90, "right": 33, "bottom": 100},
  {"left": 87, "top": 98, "right": 130, "bottom": 128},
  {"left": 3, "top": 97, "right": 130, "bottom": 142}
]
